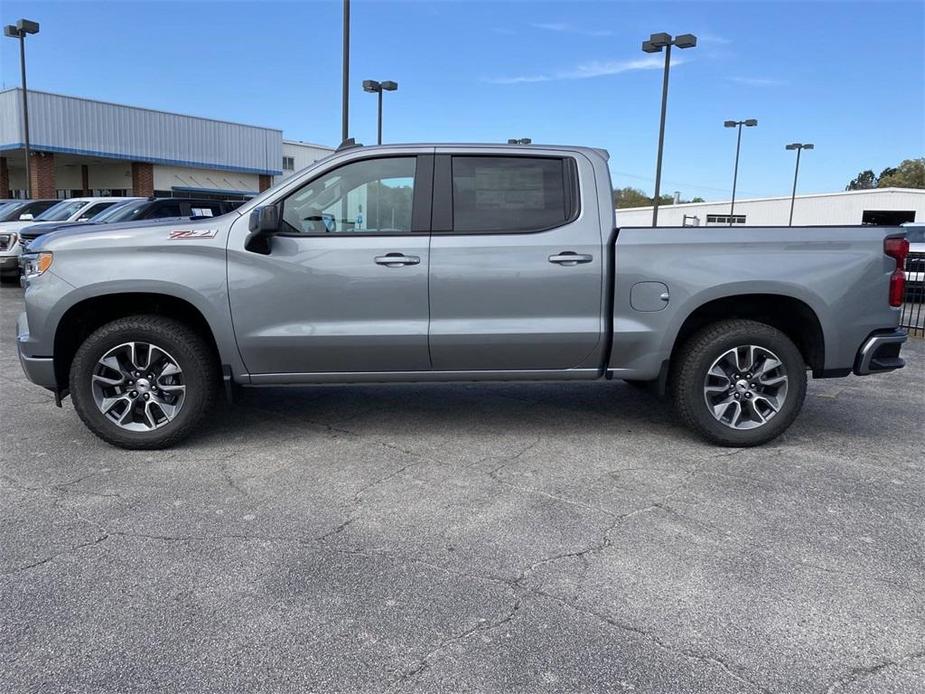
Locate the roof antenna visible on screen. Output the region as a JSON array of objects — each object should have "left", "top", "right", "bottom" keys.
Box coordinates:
[{"left": 337, "top": 137, "right": 362, "bottom": 151}]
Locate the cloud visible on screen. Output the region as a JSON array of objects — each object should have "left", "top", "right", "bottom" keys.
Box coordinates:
[
  {"left": 728, "top": 76, "right": 788, "bottom": 87},
  {"left": 698, "top": 33, "right": 732, "bottom": 45},
  {"left": 530, "top": 21, "right": 613, "bottom": 37},
  {"left": 485, "top": 56, "right": 685, "bottom": 85}
]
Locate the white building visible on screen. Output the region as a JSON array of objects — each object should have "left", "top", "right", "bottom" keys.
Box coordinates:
[{"left": 616, "top": 188, "right": 925, "bottom": 227}]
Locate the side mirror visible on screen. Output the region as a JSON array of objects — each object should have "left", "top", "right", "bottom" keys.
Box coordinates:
[
  {"left": 245, "top": 204, "right": 281, "bottom": 255},
  {"left": 248, "top": 204, "right": 281, "bottom": 234}
]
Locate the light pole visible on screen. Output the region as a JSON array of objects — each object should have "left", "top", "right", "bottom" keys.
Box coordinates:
[
  {"left": 785, "top": 143, "right": 814, "bottom": 226},
  {"left": 341, "top": 0, "right": 350, "bottom": 144},
  {"left": 724, "top": 118, "right": 757, "bottom": 224},
  {"left": 4, "top": 18, "right": 40, "bottom": 199},
  {"left": 362, "top": 80, "right": 398, "bottom": 145},
  {"left": 642, "top": 31, "right": 696, "bottom": 227}
]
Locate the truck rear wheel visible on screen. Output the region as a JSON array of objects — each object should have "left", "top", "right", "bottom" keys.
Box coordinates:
[
  {"left": 671, "top": 319, "right": 807, "bottom": 447},
  {"left": 69, "top": 315, "right": 219, "bottom": 449}
]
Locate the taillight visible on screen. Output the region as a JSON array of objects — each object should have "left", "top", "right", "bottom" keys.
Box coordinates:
[{"left": 884, "top": 237, "right": 909, "bottom": 308}]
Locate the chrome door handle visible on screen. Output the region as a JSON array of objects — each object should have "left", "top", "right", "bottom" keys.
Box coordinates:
[
  {"left": 548, "top": 252, "right": 593, "bottom": 265},
  {"left": 375, "top": 253, "right": 421, "bottom": 267}
]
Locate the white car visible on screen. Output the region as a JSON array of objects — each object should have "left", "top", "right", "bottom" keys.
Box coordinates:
[
  {"left": 903, "top": 223, "right": 924, "bottom": 298},
  {"left": 0, "top": 197, "right": 133, "bottom": 281}
]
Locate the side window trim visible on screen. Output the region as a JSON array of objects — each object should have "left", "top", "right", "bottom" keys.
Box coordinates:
[
  {"left": 275, "top": 154, "right": 433, "bottom": 237},
  {"left": 433, "top": 153, "right": 581, "bottom": 235}
]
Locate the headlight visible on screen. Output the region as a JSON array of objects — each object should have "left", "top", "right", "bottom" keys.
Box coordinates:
[
  {"left": 21, "top": 251, "right": 53, "bottom": 279},
  {"left": 0, "top": 232, "right": 17, "bottom": 250}
]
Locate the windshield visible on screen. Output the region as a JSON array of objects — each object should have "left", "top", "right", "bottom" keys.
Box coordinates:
[
  {"left": 34, "top": 200, "right": 90, "bottom": 221},
  {"left": 906, "top": 227, "right": 925, "bottom": 244},
  {"left": 90, "top": 200, "right": 136, "bottom": 222},
  {"left": 100, "top": 200, "right": 151, "bottom": 222},
  {"left": 0, "top": 201, "right": 29, "bottom": 222}
]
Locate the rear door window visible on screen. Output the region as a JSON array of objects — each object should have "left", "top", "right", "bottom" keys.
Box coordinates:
[{"left": 450, "top": 156, "right": 576, "bottom": 233}]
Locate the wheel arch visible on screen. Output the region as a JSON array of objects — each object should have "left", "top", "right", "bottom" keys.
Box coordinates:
[
  {"left": 668, "top": 293, "right": 826, "bottom": 378},
  {"left": 52, "top": 290, "right": 231, "bottom": 389}
]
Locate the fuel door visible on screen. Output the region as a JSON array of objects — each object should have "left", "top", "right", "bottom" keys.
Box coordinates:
[{"left": 630, "top": 281, "right": 670, "bottom": 312}]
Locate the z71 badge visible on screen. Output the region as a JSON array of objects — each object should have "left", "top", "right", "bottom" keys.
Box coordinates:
[{"left": 168, "top": 229, "right": 219, "bottom": 240}]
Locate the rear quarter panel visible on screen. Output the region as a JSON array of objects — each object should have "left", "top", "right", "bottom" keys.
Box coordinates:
[{"left": 609, "top": 226, "right": 900, "bottom": 378}]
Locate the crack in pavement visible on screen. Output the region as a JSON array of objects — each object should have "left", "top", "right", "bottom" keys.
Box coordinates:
[
  {"left": 529, "top": 586, "right": 773, "bottom": 694},
  {"left": 385, "top": 594, "right": 527, "bottom": 692},
  {"left": 823, "top": 649, "right": 925, "bottom": 693}
]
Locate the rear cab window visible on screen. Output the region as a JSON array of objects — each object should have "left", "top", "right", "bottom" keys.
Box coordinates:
[{"left": 447, "top": 155, "right": 578, "bottom": 233}]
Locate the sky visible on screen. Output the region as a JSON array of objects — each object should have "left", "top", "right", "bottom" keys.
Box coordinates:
[{"left": 1, "top": 0, "right": 923, "bottom": 201}]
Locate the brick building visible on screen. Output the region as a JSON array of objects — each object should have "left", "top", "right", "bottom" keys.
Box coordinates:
[{"left": 0, "top": 89, "right": 332, "bottom": 200}]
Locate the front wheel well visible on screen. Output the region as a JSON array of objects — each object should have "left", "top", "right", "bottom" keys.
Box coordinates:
[
  {"left": 670, "top": 294, "right": 825, "bottom": 377},
  {"left": 53, "top": 293, "right": 221, "bottom": 388}
]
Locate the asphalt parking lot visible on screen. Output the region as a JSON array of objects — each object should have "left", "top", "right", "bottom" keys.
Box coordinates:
[{"left": 1, "top": 282, "right": 923, "bottom": 693}]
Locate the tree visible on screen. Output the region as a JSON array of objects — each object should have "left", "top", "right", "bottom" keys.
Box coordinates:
[
  {"left": 846, "top": 158, "right": 924, "bottom": 191},
  {"left": 613, "top": 187, "right": 651, "bottom": 208},
  {"left": 846, "top": 170, "right": 876, "bottom": 190},
  {"left": 877, "top": 159, "right": 925, "bottom": 189},
  {"left": 691, "top": 197, "right": 705, "bottom": 203},
  {"left": 612, "top": 187, "right": 704, "bottom": 208}
]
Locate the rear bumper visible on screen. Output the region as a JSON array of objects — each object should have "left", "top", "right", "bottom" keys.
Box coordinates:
[{"left": 853, "top": 329, "right": 907, "bottom": 376}]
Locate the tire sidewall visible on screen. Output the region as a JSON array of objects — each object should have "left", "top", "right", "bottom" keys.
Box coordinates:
[
  {"left": 70, "top": 318, "right": 211, "bottom": 448},
  {"left": 680, "top": 325, "right": 807, "bottom": 446}
]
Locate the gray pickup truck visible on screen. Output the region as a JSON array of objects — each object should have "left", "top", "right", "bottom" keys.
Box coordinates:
[{"left": 16, "top": 143, "right": 910, "bottom": 449}]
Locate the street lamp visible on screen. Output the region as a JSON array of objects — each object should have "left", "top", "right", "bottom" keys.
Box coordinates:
[
  {"left": 724, "top": 118, "right": 758, "bottom": 225},
  {"left": 785, "top": 142, "right": 814, "bottom": 226},
  {"left": 362, "top": 79, "right": 398, "bottom": 145},
  {"left": 341, "top": 0, "right": 350, "bottom": 144},
  {"left": 641, "top": 32, "right": 697, "bottom": 227},
  {"left": 4, "top": 18, "right": 40, "bottom": 199}
]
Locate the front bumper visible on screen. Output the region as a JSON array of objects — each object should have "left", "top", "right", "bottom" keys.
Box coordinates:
[
  {"left": 16, "top": 311, "right": 57, "bottom": 389},
  {"left": 0, "top": 255, "right": 19, "bottom": 273},
  {"left": 853, "top": 329, "right": 907, "bottom": 376}
]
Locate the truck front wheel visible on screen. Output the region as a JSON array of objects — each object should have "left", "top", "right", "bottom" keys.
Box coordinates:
[
  {"left": 671, "top": 319, "right": 807, "bottom": 447},
  {"left": 69, "top": 315, "right": 219, "bottom": 449}
]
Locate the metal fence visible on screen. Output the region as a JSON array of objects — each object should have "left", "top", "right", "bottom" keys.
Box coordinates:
[{"left": 900, "top": 283, "right": 924, "bottom": 338}]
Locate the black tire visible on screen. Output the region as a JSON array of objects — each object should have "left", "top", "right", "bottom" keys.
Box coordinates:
[
  {"left": 670, "top": 319, "right": 807, "bottom": 447},
  {"left": 69, "top": 315, "right": 219, "bottom": 449}
]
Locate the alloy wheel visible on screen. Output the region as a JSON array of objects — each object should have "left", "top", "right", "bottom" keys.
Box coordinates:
[
  {"left": 91, "top": 341, "right": 186, "bottom": 431},
  {"left": 703, "top": 344, "right": 789, "bottom": 430}
]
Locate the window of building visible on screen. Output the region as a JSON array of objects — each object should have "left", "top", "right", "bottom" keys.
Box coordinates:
[
  {"left": 283, "top": 156, "right": 296, "bottom": 171},
  {"left": 282, "top": 157, "right": 416, "bottom": 234},
  {"left": 450, "top": 156, "right": 575, "bottom": 233},
  {"left": 861, "top": 210, "right": 915, "bottom": 225},
  {"left": 706, "top": 214, "right": 746, "bottom": 225}
]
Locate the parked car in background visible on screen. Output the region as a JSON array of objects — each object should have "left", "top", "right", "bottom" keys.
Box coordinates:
[
  {"left": 89, "top": 197, "right": 241, "bottom": 225},
  {"left": 1, "top": 199, "right": 60, "bottom": 279},
  {"left": 15, "top": 143, "right": 909, "bottom": 449},
  {"left": 904, "top": 223, "right": 924, "bottom": 299},
  {"left": 18, "top": 198, "right": 145, "bottom": 248},
  {"left": 0, "top": 199, "right": 59, "bottom": 224},
  {"left": 6, "top": 198, "right": 243, "bottom": 281},
  {"left": 1, "top": 197, "right": 128, "bottom": 282}
]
